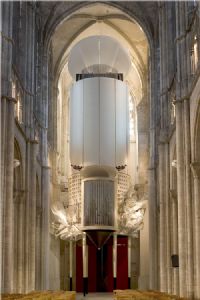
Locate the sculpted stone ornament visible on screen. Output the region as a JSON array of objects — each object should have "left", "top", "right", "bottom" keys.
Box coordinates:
[
  {"left": 51, "top": 201, "right": 82, "bottom": 241},
  {"left": 51, "top": 182, "right": 146, "bottom": 241},
  {"left": 118, "top": 185, "right": 146, "bottom": 236}
]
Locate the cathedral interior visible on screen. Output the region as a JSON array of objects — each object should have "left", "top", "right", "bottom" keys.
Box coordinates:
[{"left": 1, "top": 1, "right": 200, "bottom": 299}]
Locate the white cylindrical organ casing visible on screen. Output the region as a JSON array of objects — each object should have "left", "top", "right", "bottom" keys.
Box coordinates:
[{"left": 70, "top": 77, "right": 129, "bottom": 168}]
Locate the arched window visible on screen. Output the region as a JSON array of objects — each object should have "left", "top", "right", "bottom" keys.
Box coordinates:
[
  {"left": 191, "top": 34, "right": 198, "bottom": 74},
  {"left": 12, "top": 72, "right": 23, "bottom": 123}
]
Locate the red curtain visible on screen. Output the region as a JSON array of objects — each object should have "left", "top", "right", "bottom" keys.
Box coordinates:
[
  {"left": 75, "top": 236, "right": 128, "bottom": 292},
  {"left": 117, "top": 236, "right": 128, "bottom": 289}
]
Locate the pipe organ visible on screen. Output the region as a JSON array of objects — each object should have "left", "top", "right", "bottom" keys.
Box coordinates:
[{"left": 68, "top": 36, "right": 130, "bottom": 245}]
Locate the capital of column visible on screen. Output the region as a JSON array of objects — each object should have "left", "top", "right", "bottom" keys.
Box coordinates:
[
  {"left": 1, "top": 95, "right": 17, "bottom": 104},
  {"left": 28, "top": 138, "right": 39, "bottom": 145},
  {"left": 191, "top": 162, "right": 200, "bottom": 179},
  {"left": 173, "top": 96, "right": 189, "bottom": 105}
]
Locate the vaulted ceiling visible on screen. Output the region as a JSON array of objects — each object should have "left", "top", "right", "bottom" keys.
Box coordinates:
[{"left": 37, "top": 1, "right": 158, "bottom": 104}]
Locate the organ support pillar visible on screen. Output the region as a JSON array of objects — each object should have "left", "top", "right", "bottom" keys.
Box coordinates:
[
  {"left": 128, "top": 236, "right": 132, "bottom": 288},
  {"left": 82, "top": 233, "right": 88, "bottom": 296},
  {"left": 113, "top": 233, "right": 117, "bottom": 289},
  {"left": 69, "top": 240, "right": 73, "bottom": 291}
]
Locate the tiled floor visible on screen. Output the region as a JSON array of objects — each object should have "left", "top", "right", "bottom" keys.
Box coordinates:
[{"left": 77, "top": 293, "right": 113, "bottom": 300}]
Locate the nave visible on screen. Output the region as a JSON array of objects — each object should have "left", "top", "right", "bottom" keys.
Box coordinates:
[{"left": 1, "top": 0, "right": 200, "bottom": 298}]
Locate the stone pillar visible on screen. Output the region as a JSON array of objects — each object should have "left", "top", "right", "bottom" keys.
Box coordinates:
[
  {"left": 170, "top": 190, "right": 179, "bottom": 295},
  {"left": 29, "top": 140, "right": 38, "bottom": 291},
  {"left": 183, "top": 98, "right": 194, "bottom": 298},
  {"left": 113, "top": 233, "right": 117, "bottom": 289},
  {"left": 41, "top": 165, "right": 50, "bottom": 290},
  {"left": 13, "top": 189, "right": 25, "bottom": 293},
  {"left": 148, "top": 167, "right": 158, "bottom": 290},
  {"left": 174, "top": 99, "right": 186, "bottom": 296},
  {"left": 158, "top": 3, "right": 169, "bottom": 292},
  {"left": 1, "top": 96, "right": 16, "bottom": 293},
  {"left": 158, "top": 141, "right": 172, "bottom": 294},
  {"left": 18, "top": 192, "right": 25, "bottom": 293},
  {"left": 82, "top": 233, "right": 88, "bottom": 296},
  {"left": 175, "top": 3, "right": 193, "bottom": 295},
  {"left": 24, "top": 140, "right": 38, "bottom": 292},
  {"left": 1, "top": 1, "right": 14, "bottom": 292},
  {"left": 39, "top": 45, "right": 51, "bottom": 290},
  {"left": 190, "top": 162, "right": 200, "bottom": 298},
  {"left": 158, "top": 142, "right": 167, "bottom": 291},
  {"left": 69, "top": 240, "right": 73, "bottom": 291},
  {"left": 139, "top": 200, "right": 149, "bottom": 290},
  {"left": 128, "top": 236, "right": 131, "bottom": 288},
  {"left": 35, "top": 206, "right": 42, "bottom": 291},
  {"left": 175, "top": 2, "right": 194, "bottom": 296},
  {"left": 165, "top": 144, "right": 172, "bottom": 294},
  {"left": 148, "top": 30, "right": 159, "bottom": 291},
  {"left": 158, "top": 138, "right": 172, "bottom": 294}
]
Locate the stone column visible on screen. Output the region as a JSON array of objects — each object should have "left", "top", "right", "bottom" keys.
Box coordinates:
[
  {"left": 174, "top": 99, "right": 186, "bottom": 296},
  {"left": 158, "top": 140, "right": 172, "bottom": 294},
  {"left": 18, "top": 190, "right": 26, "bottom": 293},
  {"left": 35, "top": 206, "right": 42, "bottom": 290},
  {"left": 24, "top": 142, "right": 30, "bottom": 292},
  {"left": 190, "top": 162, "right": 200, "bottom": 298},
  {"left": 139, "top": 200, "right": 149, "bottom": 290},
  {"left": 113, "top": 233, "right": 117, "bottom": 289},
  {"left": 170, "top": 190, "right": 179, "bottom": 295},
  {"left": 158, "top": 3, "right": 169, "bottom": 292},
  {"left": 13, "top": 188, "right": 19, "bottom": 292},
  {"left": 175, "top": 2, "right": 194, "bottom": 296},
  {"left": 158, "top": 142, "right": 167, "bottom": 291},
  {"left": 165, "top": 144, "right": 172, "bottom": 294},
  {"left": 128, "top": 236, "right": 131, "bottom": 288},
  {"left": 148, "top": 37, "right": 159, "bottom": 292},
  {"left": 69, "top": 240, "right": 73, "bottom": 291},
  {"left": 24, "top": 140, "right": 37, "bottom": 292},
  {"left": 29, "top": 140, "right": 38, "bottom": 291},
  {"left": 13, "top": 189, "right": 25, "bottom": 293},
  {"left": 82, "top": 232, "right": 88, "bottom": 296},
  {"left": 40, "top": 47, "right": 51, "bottom": 290},
  {"left": 41, "top": 165, "right": 50, "bottom": 290},
  {"left": 1, "top": 1, "right": 14, "bottom": 293},
  {"left": 1, "top": 96, "right": 16, "bottom": 293},
  {"left": 183, "top": 98, "right": 194, "bottom": 298},
  {"left": 148, "top": 167, "right": 158, "bottom": 290}
]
